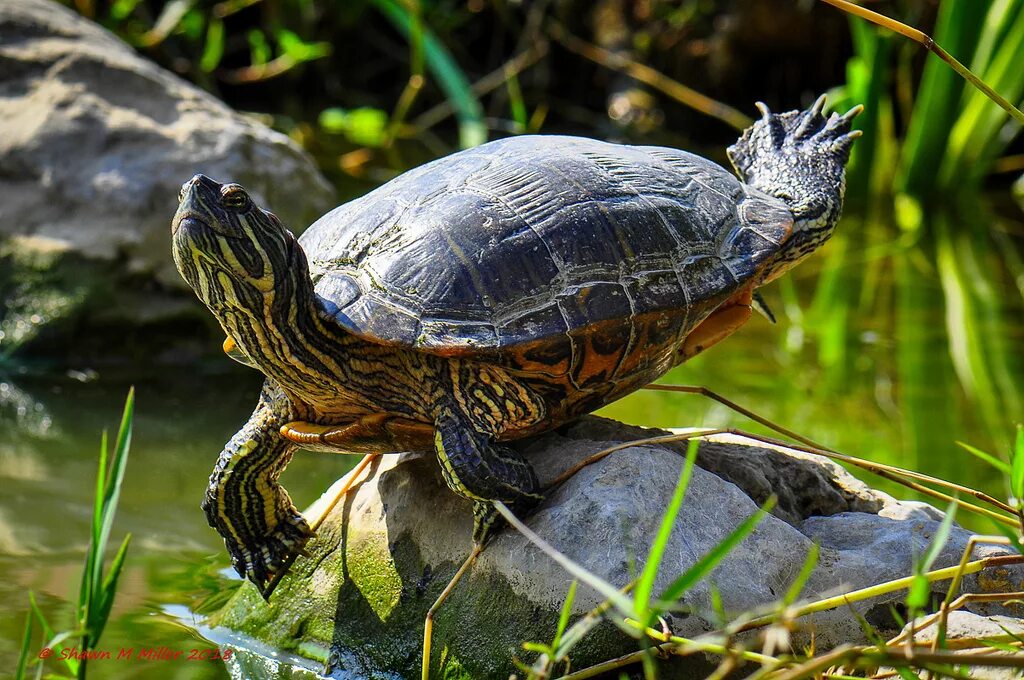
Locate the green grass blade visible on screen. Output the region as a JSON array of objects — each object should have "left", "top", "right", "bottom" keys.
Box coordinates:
[
  {"left": 551, "top": 580, "right": 577, "bottom": 652},
  {"left": 989, "top": 519, "right": 1024, "bottom": 555},
  {"left": 371, "top": 0, "right": 486, "bottom": 148},
  {"left": 92, "top": 534, "right": 131, "bottom": 641},
  {"left": 956, "top": 441, "right": 1011, "bottom": 474},
  {"left": 907, "top": 500, "right": 957, "bottom": 615},
  {"left": 941, "top": 6, "right": 1024, "bottom": 188},
  {"left": 80, "top": 428, "right": 107, "bottom": 621},
  {"left": 842, "top": 19, "right": 891, "bottom": 206},
  {"left": 93, "top": 389, "right": 134, "bottom": 599},
  {"left": 934, "top": 212, "right": 1023, "bottom": 448},
  {"left": 199, "top": 18, "right": 225, "bottom": 73},
  {"left": 969, "top": 0, "right": 1024, "bottom": 74},
  {"left": 897, "top": 0, "right": 987, "bottom": 197},
  {"left": 505, "top": 70, "right": 528, "bottom": 132},
  {"left": 16, "top": 610, "right": 32, "bottom": 680},
  {"left": 29, "top": 593, "right": 77, "bottom": 676},
  {"left": 783, "top": 542, "right": 820, "bottom": 607},
  {"left": 634, "top": 439, "right": 698, "bottom": 618},
  {"left": 1012, "top": 443, "right": 1024, "bottom": 507},
  {"left": 654, "top": 496, "right": 776, "bottom": 609},
  {"left": 923, "top": 501, "right": 957, "bottom": 573},
  {"left": 1013, "top": 435, "right": 1024, "bottom": 506}
]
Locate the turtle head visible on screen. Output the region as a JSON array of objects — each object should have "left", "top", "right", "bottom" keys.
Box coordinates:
[
  {"left": 728, "top": 96, "right": 862, "bottom": 249},
  {"left": 172, "top": 174, "right": 303, "bottom": 312}
]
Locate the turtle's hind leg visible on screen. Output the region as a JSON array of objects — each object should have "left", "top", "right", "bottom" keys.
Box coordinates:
[{"left": 421, "top": 401, "right": 544, "bottom": 680}]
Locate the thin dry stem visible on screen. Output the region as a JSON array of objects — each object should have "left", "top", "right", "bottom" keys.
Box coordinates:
[
  {"left": 414, "top": 42, "right": 549, "bottom": 132},
  {"left": 818, "top": 0, "right": 1024, "bottom": 125},
  {"left": 546, "top": 22, "right": 753, "bottom": 131},
  {"left": 648, "top": 384, "right": 1018, "bottom": 518},
  {"left": 261, "top": 452, "right": 379, "bottom": 600}
]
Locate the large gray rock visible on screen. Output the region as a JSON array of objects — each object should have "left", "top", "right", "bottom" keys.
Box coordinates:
[
  {"left": 210, "top": 417, "right": 1024, "bottom": 679},
  {"left": 0, "top": 0, "right": 334, "bottom": 359}
]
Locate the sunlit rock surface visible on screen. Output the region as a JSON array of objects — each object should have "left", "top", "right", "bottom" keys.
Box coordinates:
[
  {"left": 211, "top": 417, "right": 1023, "bottom": 679},
  {"left": 0, "top": 0, "right": 333, "bottom": 360}
]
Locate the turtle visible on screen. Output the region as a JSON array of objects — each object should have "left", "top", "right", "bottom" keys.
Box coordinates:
[{"left": 171, "top": 95, "right": 860, "bottom": 592}]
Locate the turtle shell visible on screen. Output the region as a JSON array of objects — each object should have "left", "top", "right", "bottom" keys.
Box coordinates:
[{"left": 300, "top": 135, "right": 792, "bottom": 383}]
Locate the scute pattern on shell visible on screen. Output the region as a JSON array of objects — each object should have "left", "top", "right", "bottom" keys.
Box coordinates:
[{"left": 300, "top": 135, "right": 793, "bottom": 376}]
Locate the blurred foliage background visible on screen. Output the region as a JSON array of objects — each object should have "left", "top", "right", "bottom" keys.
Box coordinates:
[{"left": 58, "top": 0, "right": 1024, "bottom": 485}]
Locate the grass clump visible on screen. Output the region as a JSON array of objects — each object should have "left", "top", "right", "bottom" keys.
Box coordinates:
[{"left": 16, "top": 390, "right": 134, "bottom": 680}]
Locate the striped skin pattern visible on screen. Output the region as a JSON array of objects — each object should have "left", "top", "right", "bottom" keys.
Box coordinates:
[{"left": 171, "top": 98, "right": 859, "bottom": 589}]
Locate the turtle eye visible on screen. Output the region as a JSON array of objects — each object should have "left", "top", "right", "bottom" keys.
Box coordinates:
[{"left": 221, "top": 186, "right": 249, "bottom": 210}]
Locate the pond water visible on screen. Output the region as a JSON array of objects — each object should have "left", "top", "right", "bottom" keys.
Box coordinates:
[{"left": 1, "top": 205, "right": 1022, "bottom": 677}]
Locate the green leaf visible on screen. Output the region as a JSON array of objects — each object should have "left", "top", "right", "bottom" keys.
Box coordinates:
[
  {"left": 371, "top": 0, "right": 486, "bottom": 148},
  {"left": 980, "top": 638, "right": 1020, "bottom": 653},
  {"left": 318, "top": 107, "right": 389, "bottom": 147},
  {"left": 506, "top": 71, "right": 528, "bottom": 131},
  {"left": 110, "top": 0, "right": 141, "bottom": 21},
  {"left": 783, "top": 542, "right": 820, "bottom": 607},
  {"left": 30, "top": 593, "right": 77, "bottom": 676},
  {"left": 908, "top": 500, "right": 957, "bottom": 614},
  {"left": 1012, "top": 434, "right": 1024, "bottom": 508},
  {"left": 989, "top": 518, "right": 1024, "bottom": 555},
  {"left": 276, "top": 29, "right": 331, "bottom": 63},
  {"left": 15, "top": 610, "right": 32, "bottom": 680},
  {"left": 922, "top": 500, "right": 958, "bottom": 574},
  {"left": 180, "top": 8, "right": 205, "bottom": 41},
  {"left": 200, "top": 18, "right": 225, "bottom": 73},
  {"left": 634, "top": 439, "right": 698, "bottom": 619},
  {"left": 521, "top": 641, "right": 551, "bottom": 654},
  {"left": 92, "top": 534, "right": 132, "bottom": 642},
  {"left": 655, "top": 496, "right": 776, "bottom": 609},
  {"left": 248, "top": 30, "right": 271, "bottom": 67},
  {"left": 92, "top": 389, "right": 133, "bottom": 607},
  {"left": 895, "top": 666, "right": 919, "bottom": 680},
  {"left": 347, "top": 108, "right": 389, "bottom": 147},
  {"left": 551, "top": 580, "right": 577, "bottom": 652},
  {"left": 955, "top": 440, "right": 1011, "bottom": 474},
  {"left": 905, "top": 573, "right": 932, "bottom": 612},
  {"left": 551, "top": 591, "right": 627, "bottom": 661},
  {"left": 319, "top": 108, "right": 348, "bottom": 133}
]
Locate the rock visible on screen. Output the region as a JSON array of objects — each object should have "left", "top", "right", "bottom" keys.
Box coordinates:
[
  {"left": 903, "top": 611, "right": 1024, "bottom": 650},
  {"left": 209, "top": 417, "right": 1024, "bottom": 679},
  {"left": 0, "top": 0, "right": 334, "bottom": 360},
  {"left": 890, "top": 612, "right": 1024, "bottom": 679}
]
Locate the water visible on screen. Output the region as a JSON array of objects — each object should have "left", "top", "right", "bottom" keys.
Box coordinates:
[{"left": 1, "top": 210, "right": 1022, "bottom": 677}]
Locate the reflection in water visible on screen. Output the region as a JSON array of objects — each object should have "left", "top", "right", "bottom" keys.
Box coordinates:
[
  {"left": 0, "top": 202, "right": 1021, "bottom": 676},
  {"left": 0, "top": 378, "right": 56, "bottom": 439}
]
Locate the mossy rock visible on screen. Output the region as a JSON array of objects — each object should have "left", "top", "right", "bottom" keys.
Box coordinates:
[{"left": 209, "top": 418, "right": 1024, "bottom": 678}]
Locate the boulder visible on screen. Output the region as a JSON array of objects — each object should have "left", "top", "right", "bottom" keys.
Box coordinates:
[
  {"left": 209, "top": 417, "right": 1024, "bottom": 679},
  {"left": 0, "top": 0, "right": 334, "bottom": 360}
]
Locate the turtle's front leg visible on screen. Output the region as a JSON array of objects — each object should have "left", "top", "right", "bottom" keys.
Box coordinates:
[{"left": 203, "top": 383, "right": 313, "bottom": 591}]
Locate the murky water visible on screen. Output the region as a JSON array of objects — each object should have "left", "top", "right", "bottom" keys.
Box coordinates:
[{"left": 1, "top": 208, "right": 1022, "bottom": 677}]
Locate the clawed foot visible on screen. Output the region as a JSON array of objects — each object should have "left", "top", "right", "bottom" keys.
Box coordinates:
[
  {"left": 202, "top": 494, "right": 314, "bottom": 593},
  {"left": 234, "top": 510, "right": 314, "bottom": 592}
]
